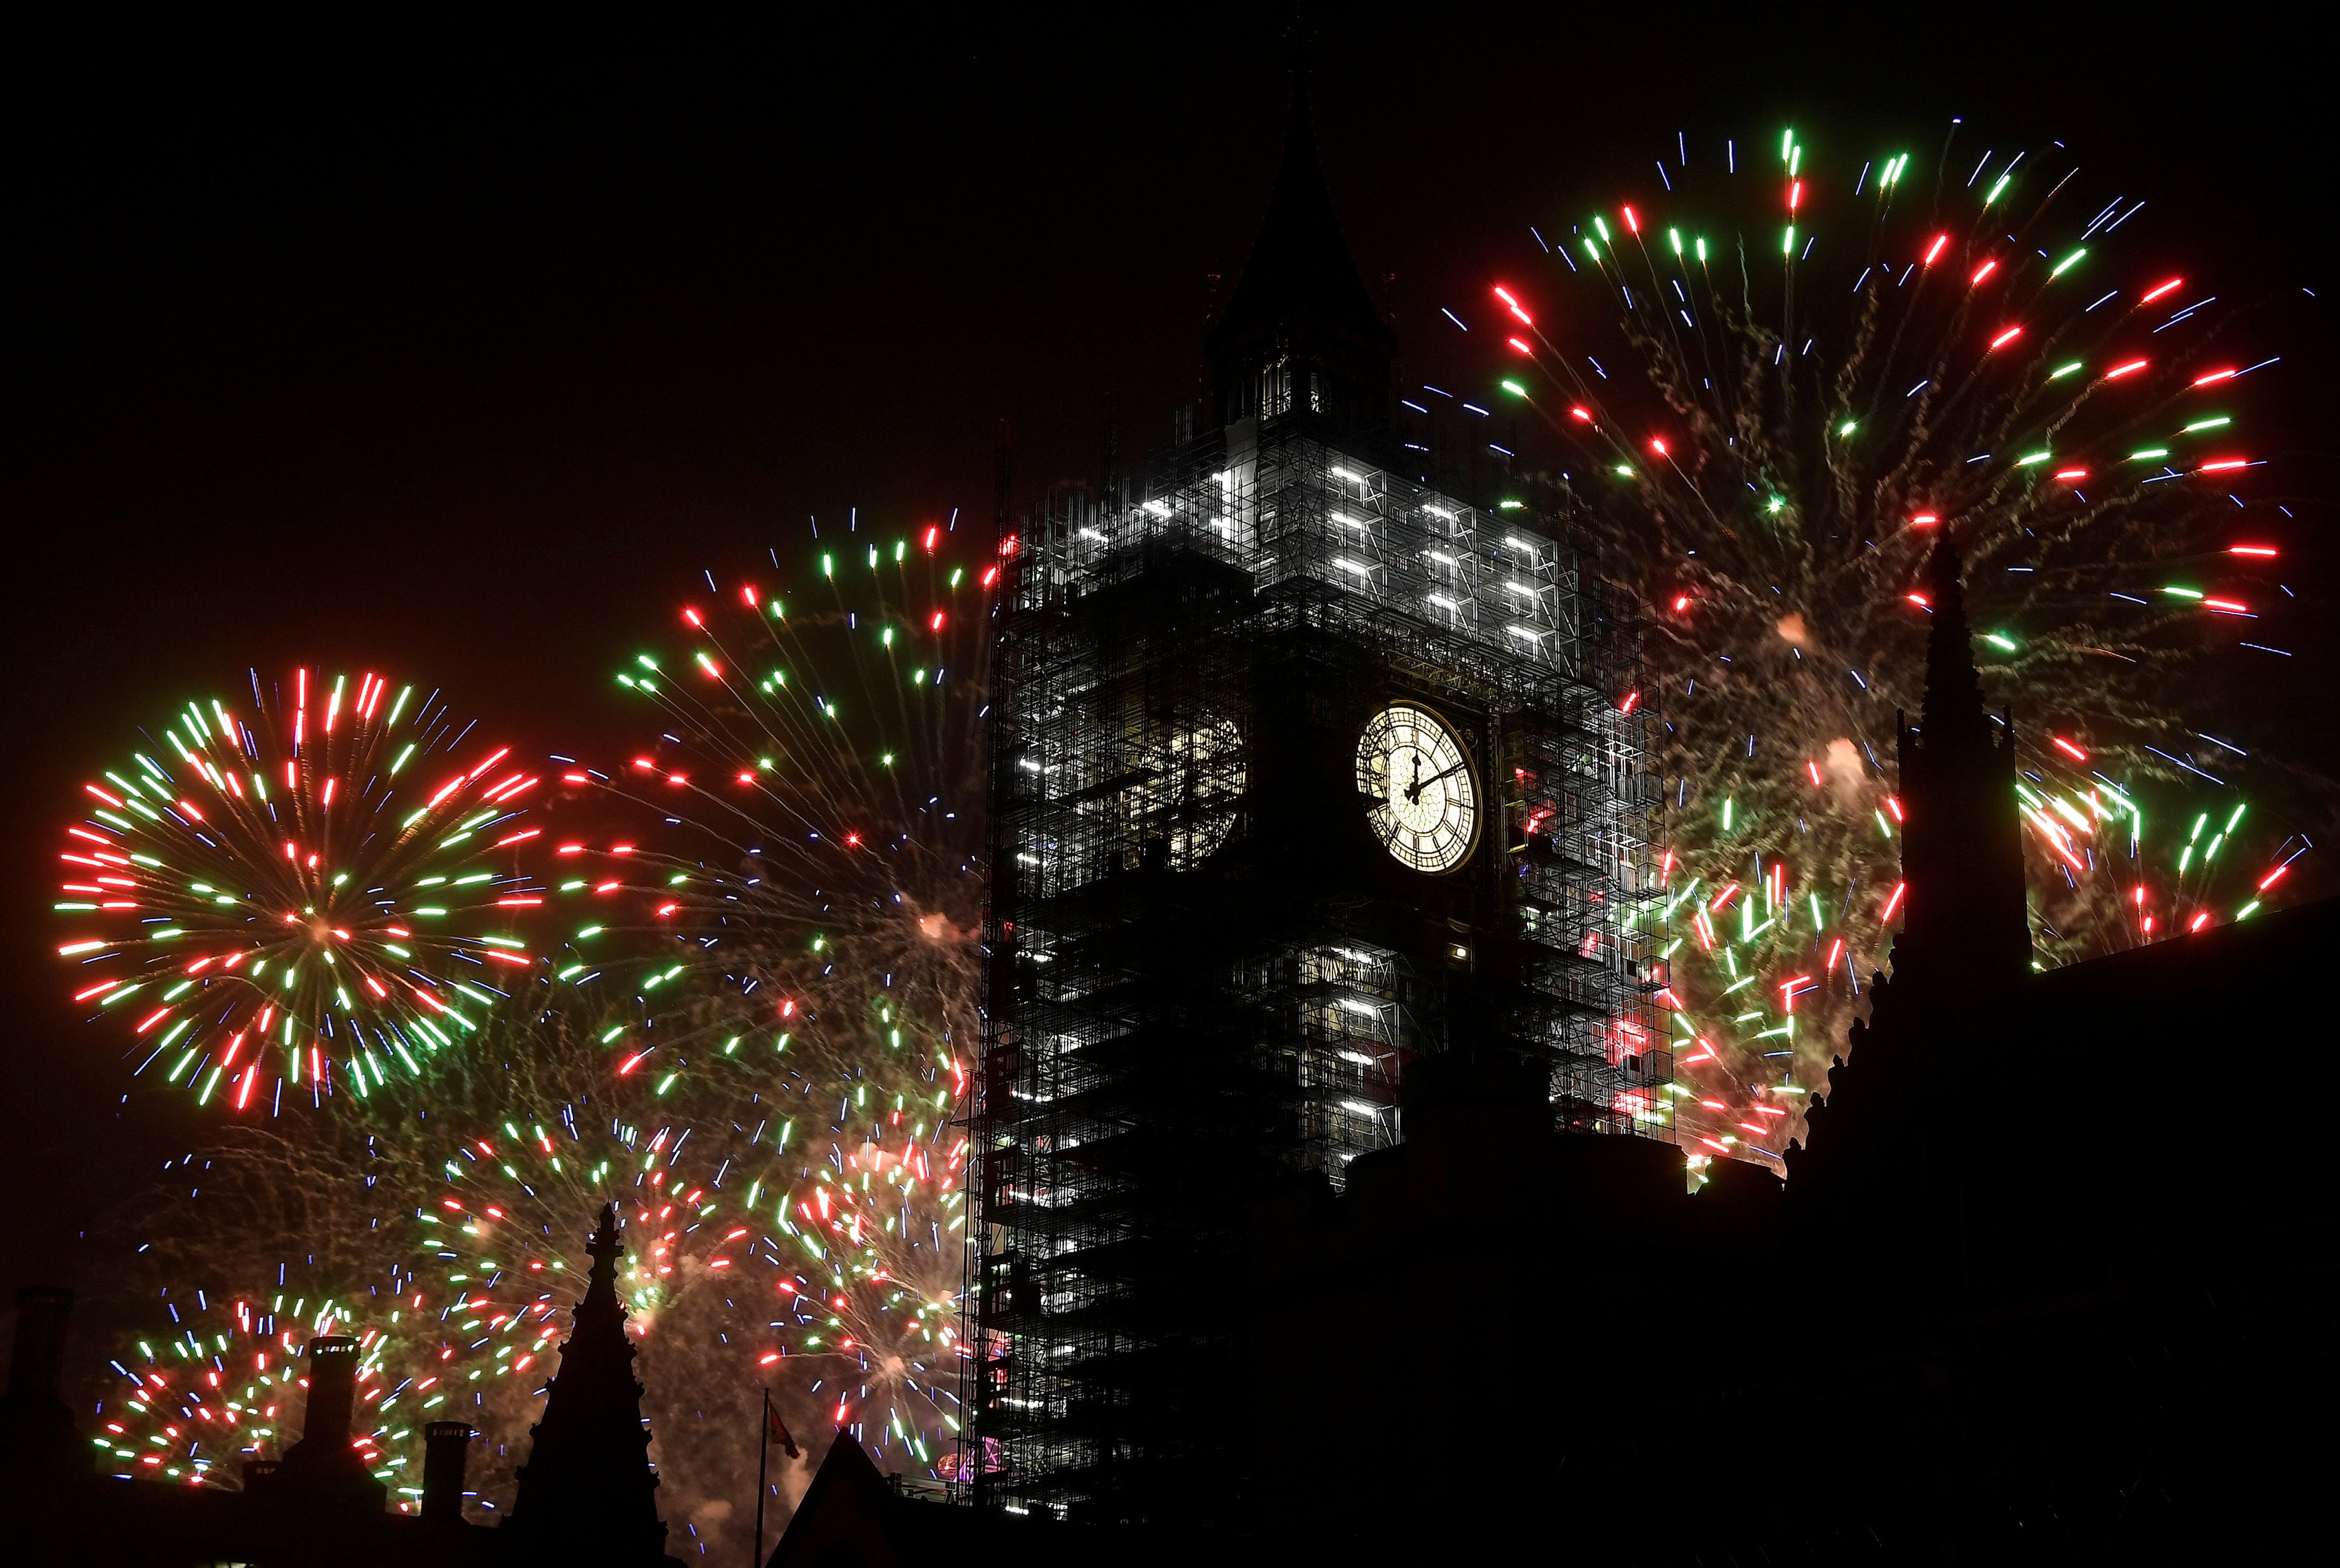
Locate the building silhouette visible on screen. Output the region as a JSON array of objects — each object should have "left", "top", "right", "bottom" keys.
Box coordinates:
[
  {"left": 1889, "top": 538, "right": 2032, "bottom": 988},
  {"left": 0, "top": 1292, "right": 502, "bottom": 1564},
  {"left": 0, "top": 1207, "right": 681, "bottom": 1565},
  {"left": 505, "top": 1203, "right": 679, "bottom": 1567},
  {"left": 244, "top": 1333, "right": 389, "bottom": 1513},
  {"left": 0, "top": 1286, "right": 80, "bottom": 1488},
  {"left": 1239, "top": 535, "right": 2331, "bottom": 1559}
]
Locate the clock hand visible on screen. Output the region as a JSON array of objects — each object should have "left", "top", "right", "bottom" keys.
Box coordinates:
[{"left": 1411, "top": 758, "right": 1468, "bottom": 801}]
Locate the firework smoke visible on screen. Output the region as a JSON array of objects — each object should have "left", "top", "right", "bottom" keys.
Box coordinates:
[{"left": 1478, "top": 126, "right": 2316, "bottom": 1158}]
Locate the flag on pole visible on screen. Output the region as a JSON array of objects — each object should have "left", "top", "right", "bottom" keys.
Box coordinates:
[{"left": 768, "top": 1402, "right": 801, "bottom": 1460}]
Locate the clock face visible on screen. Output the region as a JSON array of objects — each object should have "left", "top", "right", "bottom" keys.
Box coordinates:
[
  {"left": 1356, "top": 703, "right": 1478, "bottom": 874},
  {"left": 1126, "top": 718, "right": 1245, "bottom": 870}
]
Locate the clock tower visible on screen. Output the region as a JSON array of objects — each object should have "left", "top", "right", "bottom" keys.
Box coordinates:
[{"left": 969, "top": 76, "right": 1659, "bottom": 1525}]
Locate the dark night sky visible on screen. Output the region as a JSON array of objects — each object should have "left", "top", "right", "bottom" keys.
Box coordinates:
[{"left": 5, "top": 9, "right": 2332, "bottom": 1309}]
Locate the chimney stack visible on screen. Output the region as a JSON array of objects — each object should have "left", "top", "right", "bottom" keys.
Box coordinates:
[
  {"left": 423, "top": 1422, "right": 474, "bottom": 1524},
  {"left": 253, "top": 1335, "right": 386, "bottom": 1511},
  {"left": 298, "top": 1336, "right": 360, "bottom": 1455},
  {"left": 6, "top": 1287, "right": 72, "bottom": 1402},
  {"left": 0, "top": 1287, "right": 83, "bottom": 1483}
]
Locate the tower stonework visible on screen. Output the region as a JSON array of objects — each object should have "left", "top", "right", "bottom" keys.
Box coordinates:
[
  {"left": 969, "top": 80, "right": 1657, "bottom": 1526},
  {"left": 507, "top": 1204, "right": 672, "bottom": 1565}
]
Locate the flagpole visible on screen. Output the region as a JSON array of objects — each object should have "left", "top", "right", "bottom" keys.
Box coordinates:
[{"left": 753, "top": 1384, "right": 770, "bottom": 1568}]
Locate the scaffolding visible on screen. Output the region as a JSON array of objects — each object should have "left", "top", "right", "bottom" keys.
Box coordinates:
[{"left": 968, "top": 412, "right": 1661, "bottom": 1523}]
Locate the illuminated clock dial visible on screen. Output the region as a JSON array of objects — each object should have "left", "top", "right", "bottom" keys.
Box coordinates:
[{"left": 1356, "top": 702, "right": 1478, "bottom": 874}]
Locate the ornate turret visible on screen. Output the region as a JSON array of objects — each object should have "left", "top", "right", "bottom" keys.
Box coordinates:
[
  {"left": 507, "top": 1204, "right": 672, "bottom": 1565},
  {"left": 1203, "top": 72, "right": 1395, "bottom": 435},
  {"left": 1891, "top": 539, "right": 2032, "bottom": 986}
]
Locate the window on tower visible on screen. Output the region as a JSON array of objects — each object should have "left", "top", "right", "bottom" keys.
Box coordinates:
[{"left": 1261, "top": 358, "right": 1291, "bottom": 419}]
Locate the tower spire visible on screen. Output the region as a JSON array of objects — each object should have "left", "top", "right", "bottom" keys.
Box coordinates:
[
  {"left": 1203, "top": 66, "right": 1395, "bottom": 434},
  {"left": 1919, "top": 538, "right": 1991, "bottom": 752},
  {"left": 507, "top": 1203, "right": 672, "bottom": 1565},
  {"left": 1892, "top": 537, "right": 2032, "bottom": 983}
]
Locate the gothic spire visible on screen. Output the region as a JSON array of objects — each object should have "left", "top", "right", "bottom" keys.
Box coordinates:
[
  {"left": 1918, "top": 538, "right": 1992, "bottom": 751},
  {"left": 577, "top": 1201, "right": 625, "bottom": 1336},
  {"left": 1892, "top": 535, "right": 2034, "bottom": 983},
  {"left": 507, "top": 1202, "right": 671, "bottom": 1564},
  {"left": 1206, "top": 76, "right": 1395, "bottom": 364},
  {"left": 1203, "top": 69, "right": 1395, "bottom": 432}
]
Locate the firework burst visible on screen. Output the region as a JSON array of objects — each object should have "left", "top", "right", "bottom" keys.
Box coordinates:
[
  {"left": 533, "top": 525, "right": 991, "bottom": 1126},
  {"left": 90, "top": 1255, "right": 425, "bottom": 1498},
  {"left": 408, "top": 1085, "right": 964, "bottom": 1527},
  {"left": 55, "top": 667, "right": 547, "bottom": 1114},
  {"left": 99, "top": 983, "right": 969, "bottom": 1553},
  {"left": 88, "top": 529, "right": 993, "bottom": 1543},
  {"left": 1473, "top": 126, "right": 2315, "bottom": 1160}
]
